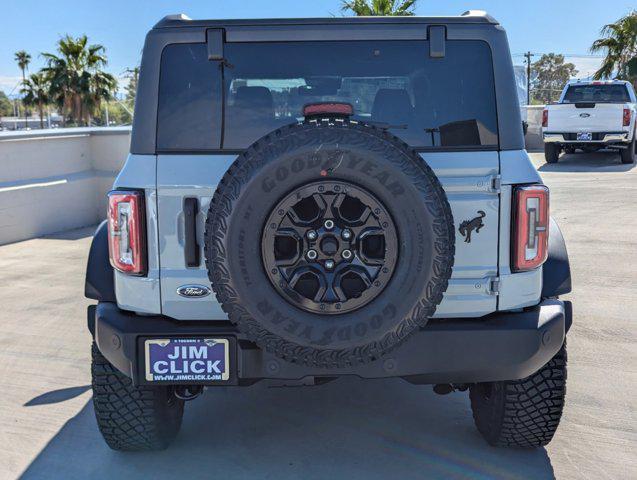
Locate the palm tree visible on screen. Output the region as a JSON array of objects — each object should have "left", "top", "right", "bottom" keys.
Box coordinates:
[
  {"left": 14, "top": 50, "right": 31, "bottom": 128},
  {"left": 341, "top": 0, "right": 417, "bottom": 16},
  {"left": 42, "top": 35, "right": 117, "bottom": 126},
  {"left": 21, "top": 72, "right": 50, "bottom": 129},
  {"left": 591, "top": 11, "right": 637, "bottom": 83}
]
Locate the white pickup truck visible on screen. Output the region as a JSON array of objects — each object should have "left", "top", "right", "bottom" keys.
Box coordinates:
[{"left": 542, "top": 80, "right": 637, "bottom": 164}]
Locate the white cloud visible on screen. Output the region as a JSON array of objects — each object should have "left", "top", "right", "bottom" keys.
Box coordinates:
[{"left": 566, "top": 57, "right": 604, "bottom": 80}]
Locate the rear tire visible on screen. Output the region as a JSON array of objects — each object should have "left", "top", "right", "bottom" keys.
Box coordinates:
[
  {"left": 620, "top": 138, "right": 636, "bottom": 164},
  {"left": 544, "top": 143, "right": 561, "bottom": 163},
  {"left": 469, "top": 343, "right": 567, "bottom": 448},
  {"left": 91, "top": 343, "right": 184, "bottom": 451}
]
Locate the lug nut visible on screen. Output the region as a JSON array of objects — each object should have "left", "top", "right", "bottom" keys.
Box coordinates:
[
  {"left": 341, "top": 229, "right": 352, "bottom": 240},
  {"left": 325, "top": 259, "right": 335, "bottom": 270},
  {"left": 342, "top": 249, "right": 352, "bottom": 260},
  {"left": 324, "top": 219, "right": 335, "bottom": 230},
  {"left": 306, "top": 230, "right": 318, "bottom": 240},
  {"left": 306, "top": 250, "right": 318, "bottom": 260}
]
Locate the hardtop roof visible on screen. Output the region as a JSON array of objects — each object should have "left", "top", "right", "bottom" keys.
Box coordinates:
[{"left": 153, "top": 11, "right": 498, "bottom": 29}]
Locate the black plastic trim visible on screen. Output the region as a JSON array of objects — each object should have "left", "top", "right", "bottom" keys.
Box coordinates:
[
  {"left": 206, "top": 28, "right": 224, "bottom": 60},
  {"left": 183, "top": 197, "right": 200, "bottom": 267},
  {"left": 91, "top": 299, "right": 567, "bottom": 386},
  {"left": 428, "top": 25, "right": 446, "bottom": 58},
  {"left": 542, "top": 217, "right": 572, "bottom": 297},
  {"left": 84, "top": 221, "right": 116, "bottom": 302}
]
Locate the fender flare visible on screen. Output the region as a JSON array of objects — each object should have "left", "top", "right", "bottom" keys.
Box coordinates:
[
  {"left": 85, "top": 221, "right": 116, "bottom": 303},
  {"left": 542, "top": 217, "right": 571, "bottom": 298}
]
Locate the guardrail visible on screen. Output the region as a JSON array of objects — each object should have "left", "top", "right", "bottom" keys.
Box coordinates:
[{"left": 0, "top": 127, "right": 131, "bottom": 245}]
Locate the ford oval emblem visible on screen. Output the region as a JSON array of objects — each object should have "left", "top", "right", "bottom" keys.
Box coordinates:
[
  {"left": 579, "top": 113, "right": 591, "bottom": 118},
  {"left": 177, "top": 285, "right": 211, "bottom": 298}
]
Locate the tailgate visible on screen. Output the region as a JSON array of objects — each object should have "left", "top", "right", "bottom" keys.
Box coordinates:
[
  {"left": 547, "top": 103, "right": 625, "bottom": 132},
  {"left": 157, "top": 152, "right": 500, "bottom": 320}
]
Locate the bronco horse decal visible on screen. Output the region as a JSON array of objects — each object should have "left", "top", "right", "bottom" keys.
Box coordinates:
[{"left": 458, "top": 211, "right": 486, "bottom": 243}]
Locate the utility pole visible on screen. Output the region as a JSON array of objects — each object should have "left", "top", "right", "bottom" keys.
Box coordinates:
[{"left": 524, "top": 51, "right": 534, "bottom": 105}]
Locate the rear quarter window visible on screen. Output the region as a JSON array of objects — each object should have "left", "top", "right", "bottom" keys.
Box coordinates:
[{"left": 157, "top": 44, "right": 222, "bottom": 151}]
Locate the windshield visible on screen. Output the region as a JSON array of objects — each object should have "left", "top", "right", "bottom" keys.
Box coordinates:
[{"left": 562, "top": 84, "right": 630, "bottom": 104}]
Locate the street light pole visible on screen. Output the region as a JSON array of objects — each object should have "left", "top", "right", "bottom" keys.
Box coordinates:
[{"left": 524, "top": 51, "right": 534, "bottom": 105}]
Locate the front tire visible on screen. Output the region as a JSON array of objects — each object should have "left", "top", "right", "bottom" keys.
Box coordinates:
[
  {"left": 91, "top": 343, "right": 184, "bottom": 451},
  {"left": 469, "top": 344, "right": 567, "bottom": 448},
  {"left": 620, "top": 138, "right": 636, "bottom": 164},
  {"left": 544, "top": 143, "right": 561, "bottom": 163}
]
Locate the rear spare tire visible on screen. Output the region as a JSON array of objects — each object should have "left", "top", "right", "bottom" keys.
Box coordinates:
[{"left": 205, "top": 119, "right": 455, "bottom": 368}]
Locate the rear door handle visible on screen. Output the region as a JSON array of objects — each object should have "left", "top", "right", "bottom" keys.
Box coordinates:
[{"left": 183, "top": 198, "right": 200, "bottom": 267}]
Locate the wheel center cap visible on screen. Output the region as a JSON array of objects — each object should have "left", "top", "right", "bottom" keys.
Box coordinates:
[{"left": 320, "top": 235, "right": 339, "bottom": 255}]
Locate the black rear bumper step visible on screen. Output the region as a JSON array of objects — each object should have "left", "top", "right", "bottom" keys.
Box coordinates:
[{"left": 89, "top": 299, "right": 569, "bottom": 386}]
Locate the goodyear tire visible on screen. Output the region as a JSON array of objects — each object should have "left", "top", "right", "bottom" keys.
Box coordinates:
[
  {"left": 469, "top": 344, "right": 567, "bottom": 448},
  {"left": 91, "top": 343, "right": 184, "bottom": 451},
  {"left": 205, "top": 119, "right": 455, "bottom": 368}
]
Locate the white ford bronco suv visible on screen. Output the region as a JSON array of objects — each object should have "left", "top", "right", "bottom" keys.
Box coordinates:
[
  {"left": 542, "top": 80, "right": 637, "bottom": 164},
  {"left": 85, "top": 11, "right": 572, "bottom": 451}
]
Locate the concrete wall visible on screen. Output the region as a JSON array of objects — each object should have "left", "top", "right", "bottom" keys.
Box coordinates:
[
  {"left": 0, "top": 111, "right": 546, "bottom": 246},
  {"left": 0, "top": 128, "right": 130, "bottom": 245},
  {"left": 525, "top": 105, "right": 545, "bottom": 151}
]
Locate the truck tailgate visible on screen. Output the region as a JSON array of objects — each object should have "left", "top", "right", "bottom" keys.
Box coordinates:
[{"left": 547, "top": 103, "right": 625, "bottom": 132}]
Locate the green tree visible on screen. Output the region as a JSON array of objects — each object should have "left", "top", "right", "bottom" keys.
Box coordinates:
[
  {"left": 591, "top": 11, "right": 637, "bottom": 84},
  {"left": 124, "top": 66, "right": 139, "bottom": 103},
  {"left": 531, "top": 54, "right": 578, "bottom": 104},
  {"left": 14, "top": 50, "right": 31, "bottom": 127},
  {"left": 0, "top": 91, "right": 13, "bottom": 116},
  {"left": 21, "top": 72, "right": 50, "bottom": 129},
  {"left": 341, "top": 0, "right": 417, "bottom": 16},
  {"left": 42, "top": 35, "right": 117, "bottom": 126}
]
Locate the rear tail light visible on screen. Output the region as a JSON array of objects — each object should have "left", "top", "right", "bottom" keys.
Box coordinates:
[
  {"left": 623, "top": 108, "right": 631, "bottom": 127},
  {"left": 542, "top": 109, "right": 549, "bottom": 128},
  {"left": 512, "top": 185, "right": 549, "bottom": 271},
  {"left": 107, "top": 190, "right": 147, "bottom": 275}
]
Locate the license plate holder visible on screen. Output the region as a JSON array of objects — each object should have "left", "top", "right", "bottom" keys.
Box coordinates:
[
  {"left": 576, "top": 132, "right": 592, "bottom": 141},
  {"left": 143, "top": 337, "right": 234, "bottom": 384}
]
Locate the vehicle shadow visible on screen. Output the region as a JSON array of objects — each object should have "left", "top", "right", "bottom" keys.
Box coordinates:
[
  {"left": 20, "top": 378, "right": 555, "bottom": 480},
  {"left": 537, "top": 151, "right": 635, "bottom": 173},
  {"left": 24, "top": 385, "right": 91, "bottom": 407}
]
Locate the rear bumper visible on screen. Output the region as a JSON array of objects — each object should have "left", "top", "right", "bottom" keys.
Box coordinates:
[
  {"left": 543, "top": 131, "right": 631, "bottom": 144},
  {"left": 89, "top": 299, "right": 570, "bottom": 386}
]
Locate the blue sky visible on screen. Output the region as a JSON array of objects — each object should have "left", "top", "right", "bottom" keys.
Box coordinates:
[{"left": 1, "top": 0, "right": 634, "bottom": 94}]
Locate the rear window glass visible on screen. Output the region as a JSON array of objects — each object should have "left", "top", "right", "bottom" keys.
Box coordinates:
[
  {"left": 563, "top": 84, "right": 630, "bottom": 104},
  {"left": 157, "top": 44, "right": 222, "bottom": 151},
  {"left": 157, "top": 40, "right": 498, "bottom": 151},
  {"left": 224, "top": 40, "right": 498, "bottom": 149}
]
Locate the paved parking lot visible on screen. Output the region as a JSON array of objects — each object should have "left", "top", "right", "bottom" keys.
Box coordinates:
[{"left": 0, "top": 151, "right": 635, "bottom": 480}]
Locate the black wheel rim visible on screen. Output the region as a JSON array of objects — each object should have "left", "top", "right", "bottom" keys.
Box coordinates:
[{"left": 262, "top": 180, "right": 398, "bottom": 315}]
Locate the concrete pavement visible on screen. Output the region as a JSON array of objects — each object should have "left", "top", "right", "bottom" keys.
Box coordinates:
[{"left": 0, "top": 151, "right": 635, "bottom": 479}]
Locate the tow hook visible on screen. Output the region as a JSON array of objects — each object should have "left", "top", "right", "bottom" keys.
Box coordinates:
[
  {"left": 433, "top": 383, "right": 469, "bottom": 395},
  {"left": 174, "top": 385, "right": 204, "bottom": 401}
]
